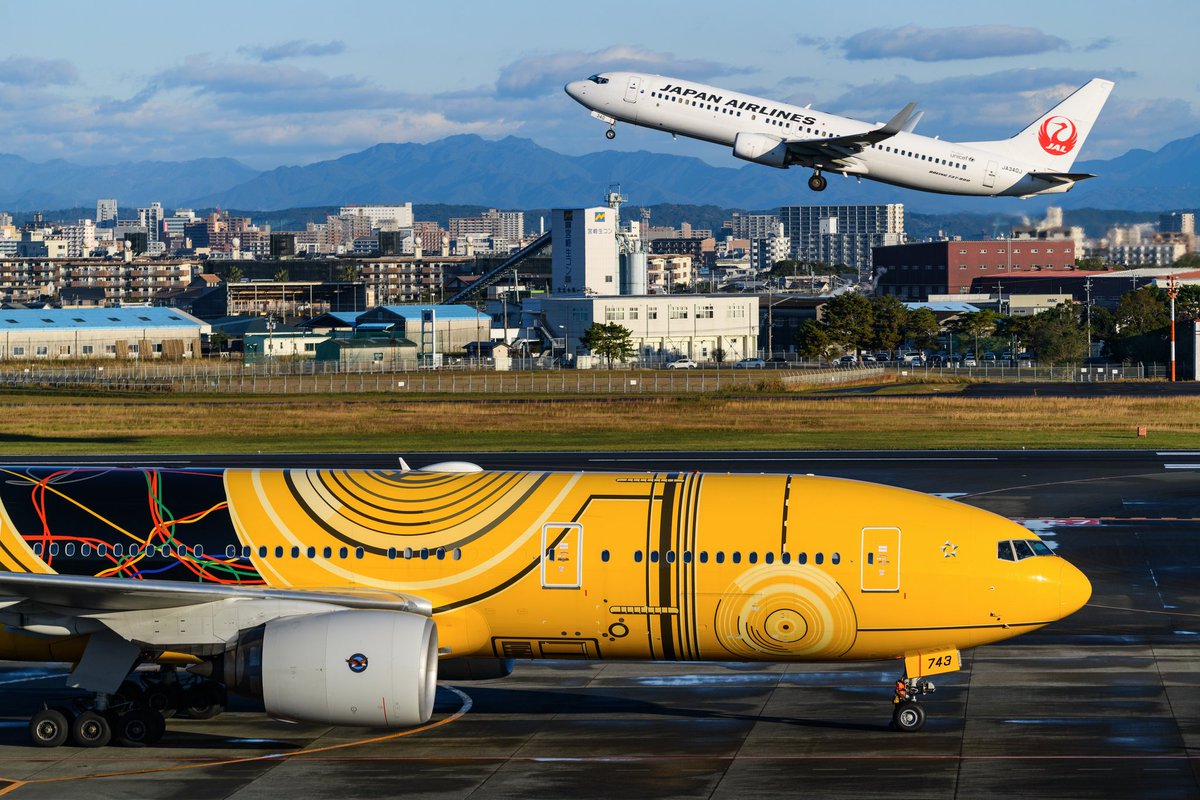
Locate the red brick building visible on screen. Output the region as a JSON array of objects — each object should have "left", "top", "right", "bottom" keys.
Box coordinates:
[{"left": 874, "top": 240, "right": 1077, "bottom": 300}]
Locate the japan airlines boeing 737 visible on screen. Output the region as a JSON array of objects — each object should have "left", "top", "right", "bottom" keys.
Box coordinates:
[
  {"left": 565, "top": 72, "right": 1114, "bottom": 198},
  {"left": 0, "top": 463, "right": 1090, "bottom": 747}
]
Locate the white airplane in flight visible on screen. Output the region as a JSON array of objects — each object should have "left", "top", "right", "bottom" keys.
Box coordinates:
[{"left": 565, "top": 72, "right": 1114, "bottom": 198}]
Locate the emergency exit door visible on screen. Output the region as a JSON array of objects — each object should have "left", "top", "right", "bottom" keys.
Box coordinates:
[
  {"left": 861, "top": 527, "right": 901, "bottom": 592},
  {"left": 983, "top": 160, "right": 998, "bottom": 188},
  {"left": 541, "top": 522, "right": 583, "bottom": 589},
  {"left": 624, "top": 75, "right": 641, "bottom": 103}
]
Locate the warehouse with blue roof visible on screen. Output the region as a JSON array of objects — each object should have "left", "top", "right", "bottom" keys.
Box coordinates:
[{"left": 0, "top": 308, "right": 209, "bottom": 360}]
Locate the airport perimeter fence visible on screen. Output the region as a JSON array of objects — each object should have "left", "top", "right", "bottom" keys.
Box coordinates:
[
  {"left": 0, "top": 360, "right": 867, "bottom": 394},
  {"left": 0, "top": 359, "right": 1160, "bottom": 394}
]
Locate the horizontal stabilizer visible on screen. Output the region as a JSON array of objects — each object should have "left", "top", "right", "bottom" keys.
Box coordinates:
[{"left": 1028, "top": 171, "right": 1097, "bottom": 185}]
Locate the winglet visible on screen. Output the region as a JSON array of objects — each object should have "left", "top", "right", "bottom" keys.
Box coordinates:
[
  {"left": 881, "top": 102, "right": 919, "bottom": 136},
  {"left": 901, "top": 110, "right": 924, "bottom": 133},
  {"left": 398, "top": 457, "right": 412, "bottom": 472}
]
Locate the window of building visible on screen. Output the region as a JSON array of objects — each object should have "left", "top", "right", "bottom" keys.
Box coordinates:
[
  {"left": 35, "top": 346, "right": 47, "bottom": 356},
  {"left": 696, "top": 305, "right": 714, "bottom": 319},
  {"left": 647, "top": 307, "right": 658, "bottom": 320},
  {"left": 605, "top": 308, "right": 625, "bottom": 322},
  {"left": 12, "top": 347, "right": 24, "bottom": 356},
  {"left": 628, "top": 308, "right": 639, "bottom": 320},
  {"left": 669, "top": 306, "right": 688, "bottom": 320}
]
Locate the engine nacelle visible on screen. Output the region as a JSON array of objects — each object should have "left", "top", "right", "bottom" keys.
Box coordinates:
[
  {"left": 222, "top": 609, "right": 437, "bottom": 728},
  {"left": 733, "top": 132, "right": 789, "bottom": 168}
]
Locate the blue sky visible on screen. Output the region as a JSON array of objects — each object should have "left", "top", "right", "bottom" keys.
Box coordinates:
[{"left": 0, "top": 0, "right": 1196, "bottom": 170}]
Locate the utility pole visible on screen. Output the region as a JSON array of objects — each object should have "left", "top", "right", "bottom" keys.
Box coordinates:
[
  {"left": 1168, "top": 273, "right": 1178, "bottom": 382},
  {"left": 1085, "top": 277, "right": 1093, "bottom": 356}
]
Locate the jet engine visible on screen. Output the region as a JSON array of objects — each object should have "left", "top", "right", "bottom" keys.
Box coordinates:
[
  {"left": 219, "top": 609, "right": 437, "bottom": 727},
  {"left": 733, "top": 132, "right": 789, "bottom": 168}
]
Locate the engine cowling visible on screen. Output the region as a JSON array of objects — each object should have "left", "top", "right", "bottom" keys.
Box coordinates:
[
  {"left": 221, "top": 609, "right": 438, "bottom": 728},
  {"left": 733, "top": 132, "right": 789, "bottom": 168}
]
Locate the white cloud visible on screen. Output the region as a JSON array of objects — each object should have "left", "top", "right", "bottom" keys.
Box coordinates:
[{"left": 843, "top": 25, "right": 1069, "bottom": 62}]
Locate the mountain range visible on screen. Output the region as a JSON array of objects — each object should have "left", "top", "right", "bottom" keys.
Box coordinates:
[{"left": 1, "top": 133, "right": 1197, "bottom": 215}]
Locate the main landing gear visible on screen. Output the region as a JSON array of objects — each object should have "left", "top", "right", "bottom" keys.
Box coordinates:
[
  {"left": 891, "top": 676, "right": 936, "bottom": 732},
  {"left": 26, "top": 667, "right": 227, "bottom": 748},
  {"left": 807, "top": 171, "right": 827, "bottom": 192}
]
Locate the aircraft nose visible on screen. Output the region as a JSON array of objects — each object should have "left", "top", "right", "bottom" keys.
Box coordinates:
[
  {"left": 1059, "top": 558, "right": 1092, "bottom": 619},
  {"left": 564, "top": 80, "right": 587, "bottom": 102}
]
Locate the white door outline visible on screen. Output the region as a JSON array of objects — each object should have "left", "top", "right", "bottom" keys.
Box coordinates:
[
  {"left": 983, "top": 160, "right": 998, "bottom": 189},
  {"left": 861, "top": 527, "right": 901, "bottom": 592},
  {"left": 624, "top": 76, "right": 641, "bottom": 103},
  {"left": 540, "top": 522, "right": 583, "bottom": 589}
]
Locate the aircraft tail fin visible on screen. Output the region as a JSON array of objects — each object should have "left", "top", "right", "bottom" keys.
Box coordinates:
[{"left": 966, "top": 78, "right": 1114, "bottom": 168}]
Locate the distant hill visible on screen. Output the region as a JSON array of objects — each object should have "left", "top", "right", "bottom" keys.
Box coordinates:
[
  {"left": 0, "top": 155, "right": 260, "bottom": 211},
  {"left": 187, "top": 132, "right": 1200, "bottom": 215},
  {"left": 2, "top": 132, "right": 1198, "bottom": 214}
]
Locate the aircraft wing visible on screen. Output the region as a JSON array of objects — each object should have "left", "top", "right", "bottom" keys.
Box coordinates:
[
  {"left": 785, "top": 102, "right": 919, "bottom": 159},
  {"left": 0, "top": 571, "right": 431, "bottom": 616}
]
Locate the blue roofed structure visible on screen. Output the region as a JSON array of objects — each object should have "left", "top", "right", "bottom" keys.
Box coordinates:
[{"left": 0, "top": 307, "right": 209, "bottom": 360}]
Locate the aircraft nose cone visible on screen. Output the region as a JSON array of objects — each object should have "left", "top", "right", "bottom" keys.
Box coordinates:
[
  {"left": 564, "top": 80, "right": 586, "bottom": 102},
  {"left": 1059, "top": 558, "right": 1092, "bottom": 619}
]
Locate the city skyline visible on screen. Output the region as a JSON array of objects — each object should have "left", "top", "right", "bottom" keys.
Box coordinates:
[{"left": 0, "top": 1, "right": 1197, "bottom": 170}]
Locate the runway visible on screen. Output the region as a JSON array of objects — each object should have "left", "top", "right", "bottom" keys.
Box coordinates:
[{"left": 0, "top": 450, "right": 1197, "bottom": 798}]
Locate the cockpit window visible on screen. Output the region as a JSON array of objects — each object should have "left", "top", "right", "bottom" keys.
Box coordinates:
[
  {"left": 998, "top": 539, "right": 1055, "bottom": 560},
  {"left": 587, "top": 74, "right": 609, "bottom": 84}
]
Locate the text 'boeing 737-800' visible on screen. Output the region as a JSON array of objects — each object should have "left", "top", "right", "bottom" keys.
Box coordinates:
[
  {"left": 0, "top": 463, "right": 1090, "bottom": 746},
  {"left": 565, "top": 72, "right": 1113, "bottom": 198}
]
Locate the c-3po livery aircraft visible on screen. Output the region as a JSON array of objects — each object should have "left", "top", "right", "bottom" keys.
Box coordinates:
[
  {"left": 0, "top": 464, "right": 1090, "bottom": 747},
  {"left": 565, "top": 72, "right": 1114, "bottom": 197}
]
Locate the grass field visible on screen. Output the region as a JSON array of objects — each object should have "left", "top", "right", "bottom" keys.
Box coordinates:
[{"left": 0, "top": 386, "right": 1196, "bottom": 454}]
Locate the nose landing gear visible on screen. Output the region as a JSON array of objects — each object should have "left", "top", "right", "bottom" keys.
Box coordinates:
[
  {"left": 807, "top": 171, "right": 827, "bottom": 192},
  {"left": 891, "top": 676, "right": 935, "bottom": 732},
  {"left": 605, "top": 127, "right": 616, "bottom": 140}
]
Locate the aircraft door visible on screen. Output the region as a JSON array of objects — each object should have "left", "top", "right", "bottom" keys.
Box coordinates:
[
  {"left": 983, "top": 160, "right": 998, "bottom": 188},
  {"left": 541, "top": 522, "right": 583, "bottom": 589},
  {"left": 624, "top": 75, "right": 642, "bottom": 103},
  {"left": 861, "top": 527, "right": 901, "bottom": 592}
]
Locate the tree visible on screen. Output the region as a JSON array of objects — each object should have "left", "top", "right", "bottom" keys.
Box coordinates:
[
  {"left": 794, "top": 319, "right": 837, "bottom": 363},
  {"left": 869, "top": 295, "right": 908, "bottom": 354},
  {"left": 1114, "top": 286, "right": 1168, "bottom": 336},
  {"left": 1173, "top": 252, "right": 1200, "bottom": 269},
  {"left": 819, "top": 292, "right": 873, "bottom": 355},
  {"left": 1174, "top": 285, "right": 1200, "bottom": 322},
  {"left": 579, "top": 323, "right": 635, "bottom": 368},
  {"left": 1028, "top": 303, "right": 1087, "bottom": 365},
  {"left": 274, "top": 268, "right": 290, "bottom": 282},
  {"left": 905, "top": 307, "right": 942, "bottom": 351},
  {"left": 949, "top": 309, "right": 997, "bottom": 355},
  {"left": 223, "top": 265, "right": 243, "bottom": 283},
  {"left": 994, "top": 314, "right": 1035, "bottom": 354}
]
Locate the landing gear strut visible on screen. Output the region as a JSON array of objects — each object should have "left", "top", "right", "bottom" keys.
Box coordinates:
[
  {"left": 24, "top": 668, "right": 226, "bottom": 747},
  {"left": 807, "top": 171, "right": 827, "bottom": 192},
  {"left": 605, "top": 127, "right": 616, "bottom": 140},
  {"left": 891, "top": 677, "right": 935, "bottom": 732}
]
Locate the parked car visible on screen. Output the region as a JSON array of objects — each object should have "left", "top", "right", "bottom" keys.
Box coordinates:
[
  {"left": 734, "top": 358, "right": 766, "bottom": 369},
  {"left": 665, "top": 358, "right": 699, "bottom": 369},
  {"left": 899, "top": 352, "right": 924, "bottom": 365},
  {"left": 766, "top": 357, "right": 790, "bottom": 368},
  {"left": 838, "top": 355, "right": 858, "bottom": 367},
  {"left": 873, "top": 352, "right": 891, "bottom": 363},
  {"left": 962, "top": 355, "right": 978, "bottom": 367}
]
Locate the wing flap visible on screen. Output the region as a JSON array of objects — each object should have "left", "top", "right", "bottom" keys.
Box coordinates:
[
  {"left": 785, "top": 101, "right": 919, "bottom": 161},
  {"left": 0, "top": 572, "right": 431, "bottom": 616}
]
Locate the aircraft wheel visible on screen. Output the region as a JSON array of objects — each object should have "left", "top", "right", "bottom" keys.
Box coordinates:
[
  {"left": 179, "top": 682, "right": 227, "bottom": 720},
  {"left": 69, "top": 710, "right": 112, "bottom": 748},
  {"left": 892, "top": 701, "right": 926, "bottom": 732},
  {"left": 29, "top": 708, "right": 70, "bottom": 748},
  {"left": 605, "top": 128, "right": 616, "bottom": 140},
  {"left": 808, "top": 173, "right": 827, "bottom": 192},
  {"left": 113, "top": 709, "right": 162, "bottom": 747},
  {"left": 143, "top": 685, "right": 178, "bottom": 718}
]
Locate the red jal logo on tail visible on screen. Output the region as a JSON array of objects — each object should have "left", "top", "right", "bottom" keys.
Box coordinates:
[{"left": 1038, "top": 116, "right": 1078, "bottom": 156}]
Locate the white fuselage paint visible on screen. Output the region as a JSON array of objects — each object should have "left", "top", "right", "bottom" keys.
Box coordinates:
[{"left": 566, "top": 72, "right": 1076, "bottom": 198}]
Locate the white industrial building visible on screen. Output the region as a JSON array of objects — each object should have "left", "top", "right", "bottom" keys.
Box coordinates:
[
  {"left": 0, "top": 307, "right": 209, "bottom": 360},
  {"left": 538, "top": 196, "right": 760, "bottom": 364},
  {"left": 529, "top": 294, "right": 759, "bottom": 364}
]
